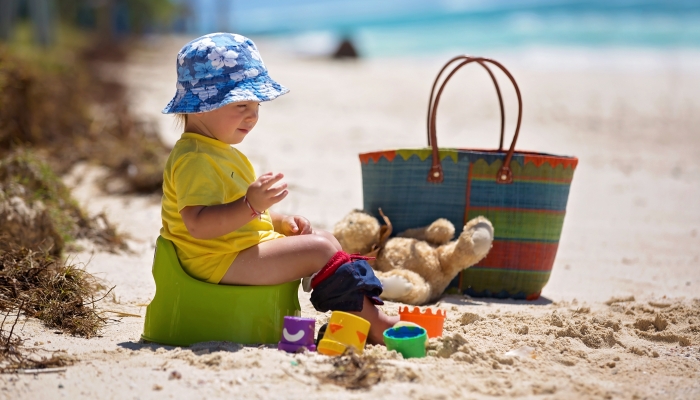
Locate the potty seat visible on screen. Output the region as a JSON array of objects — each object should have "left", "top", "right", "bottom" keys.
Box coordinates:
[{"left": 142, "top": 236, "right": 301, "bottom": 346}]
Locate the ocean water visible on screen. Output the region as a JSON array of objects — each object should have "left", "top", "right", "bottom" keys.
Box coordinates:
[{"left": 176, "top": 0, "right": 700, "bottom": 57}]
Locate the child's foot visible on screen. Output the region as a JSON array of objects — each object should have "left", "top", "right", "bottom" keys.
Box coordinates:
[
  {"left": 367, "top": 314, "right": 400, "bottom": 345},
  {"left": 348, "top": 296, "right": 401, "bottom": 346}
]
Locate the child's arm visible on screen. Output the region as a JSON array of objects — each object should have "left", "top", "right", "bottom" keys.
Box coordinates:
[{"left": 180, "top": 172, "right": 288, "bottom": 240}]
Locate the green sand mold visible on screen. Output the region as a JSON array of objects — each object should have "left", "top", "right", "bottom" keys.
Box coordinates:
[{"left": 383, "top": 325, "right": 428, "bottom": 359}]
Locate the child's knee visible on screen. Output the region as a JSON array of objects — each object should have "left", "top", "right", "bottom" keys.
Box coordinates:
[
  {"left": 313, "top": 229, "right": 342, "bottom": 251},
  {"left": 308, "top": 234, "right": 339, "bottom": 257}
]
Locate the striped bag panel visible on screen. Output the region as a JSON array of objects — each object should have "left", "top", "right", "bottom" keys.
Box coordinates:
[{"left": 458, "top": 152, "right": 577, "bottom": 299}]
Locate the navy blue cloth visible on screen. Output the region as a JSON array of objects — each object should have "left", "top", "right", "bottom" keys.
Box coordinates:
[{"left": 310, "top": 259, "right": 384, "bottom": 312}]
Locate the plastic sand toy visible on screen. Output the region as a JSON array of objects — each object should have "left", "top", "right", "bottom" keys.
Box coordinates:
[
  {"left": 278, "top": 316, "right": 316, "bottom": 353},
  {"left": 142, "top": 236, "right": 301, "bottom": 346},
  {"left": 317, "top": 311, "right": 370, "bottom": 356},
  {"left": 398, "top": 306, "right": 446, "bottom": 338},
  {"left": 383, "top": 325, "right": 428, "bottom": 358}
]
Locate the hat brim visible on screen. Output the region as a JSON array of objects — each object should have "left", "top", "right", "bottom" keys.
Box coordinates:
[{"left": 162, "top": 73, "right": 289, "bottom": 114}]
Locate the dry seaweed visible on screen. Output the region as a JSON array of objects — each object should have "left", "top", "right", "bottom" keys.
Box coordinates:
[
  {"left": 0, "top": 152, "right": 118, "bottom": 337},
  {"left": 317, "top": 347, "right": 383, "bottom": 390},
  {"left": 0, "top": 246, "right": 109, "bottom": 337},
  {"left": 0, "top": 37, "right": 141, "bottom": 372},
  {"left": 0, "top": 150, "right": 117, "bottom": 373}
]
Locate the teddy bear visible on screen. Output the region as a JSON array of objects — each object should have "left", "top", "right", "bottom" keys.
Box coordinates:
[{"left": 332, "top": 210, "right": 494, "bottom": 305}]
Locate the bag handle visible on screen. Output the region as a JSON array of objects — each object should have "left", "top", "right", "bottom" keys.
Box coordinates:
[
  {"left": 426, "top": 56, "right": 507, "bottom": 151},
  {"left": 426, "top": 56, "right": 523, "bottom": 184}
]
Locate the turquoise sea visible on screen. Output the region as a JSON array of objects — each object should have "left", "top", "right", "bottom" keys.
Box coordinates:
[{"left": 176, "top": 0, "right": 700, "bottom": 57}]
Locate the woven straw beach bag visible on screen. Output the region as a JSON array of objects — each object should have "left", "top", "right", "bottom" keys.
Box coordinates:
[{"left": 359, "top": 56, "right": 578, "bottom": 300}]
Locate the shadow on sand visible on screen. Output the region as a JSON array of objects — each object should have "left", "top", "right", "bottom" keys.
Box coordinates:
[
  {"left": 116, "top": 340, "right": 263, "bottom": 353},
  {"left": 435, "top": 294, "right": 553, "bottom": 307}
]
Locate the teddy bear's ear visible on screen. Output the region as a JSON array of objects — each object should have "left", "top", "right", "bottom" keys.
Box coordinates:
[{"left": 377, "top": 208, "right": 393, "bottom": 244}]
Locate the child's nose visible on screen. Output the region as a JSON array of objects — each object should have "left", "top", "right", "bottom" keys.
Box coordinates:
[{"left": 245, "top": 109, "right": 258, "bottom": 121}]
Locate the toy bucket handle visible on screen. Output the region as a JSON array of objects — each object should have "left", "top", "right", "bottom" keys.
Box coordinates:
[{"left": 426, "top": 56, "right": 523, "bottom": 184}]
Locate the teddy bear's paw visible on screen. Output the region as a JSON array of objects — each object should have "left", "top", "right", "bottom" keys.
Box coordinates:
[
  {"left": 470, "top": 221, "right": 494, "bottom": 257},
  {"left": 380, "top": 275, "right": 414, "bottom": 299}
]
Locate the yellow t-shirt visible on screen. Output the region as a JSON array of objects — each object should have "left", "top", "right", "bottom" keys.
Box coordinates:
[{"left": 160, "top": 132, "right": 284, "bottom": 283}]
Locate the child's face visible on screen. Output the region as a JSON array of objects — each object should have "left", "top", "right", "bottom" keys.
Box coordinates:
[{"left": 189, "top": 101, "right": 259, "bottom": 144}]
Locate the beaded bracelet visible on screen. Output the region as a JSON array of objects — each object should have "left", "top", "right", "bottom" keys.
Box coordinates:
[{"left": 244, "top": 196, "right": 264, "bottom": 220}]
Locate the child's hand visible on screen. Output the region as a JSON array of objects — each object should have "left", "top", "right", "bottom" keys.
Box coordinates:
[
  {"left": 280, "top": 215, "right": 312, "bottom": 236},
  {"left": 246, "top": 172, "right": 288, "bottom": 212}
]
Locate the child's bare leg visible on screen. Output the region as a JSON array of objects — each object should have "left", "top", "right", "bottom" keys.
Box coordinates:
[
  {"left": 219, "top": 230, "right": 340, "bottom": 285},
  {"left": 221, "top": 230, "right": 398, "bottom": 344},
  {"left": 309, "top": 229, "right": 342, "bottom": 251},
  {"left": 349, "top": 296, "right": 399, "bottom": 345}
]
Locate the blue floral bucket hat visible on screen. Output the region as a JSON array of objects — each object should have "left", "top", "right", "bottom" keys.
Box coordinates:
[{"left": 162, "top": 33, "right": 289, "bottom": 114}]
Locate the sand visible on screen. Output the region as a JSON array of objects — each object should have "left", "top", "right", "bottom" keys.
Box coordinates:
[{"left": 1, "top": 36, "right": 699, "bottom": 399}]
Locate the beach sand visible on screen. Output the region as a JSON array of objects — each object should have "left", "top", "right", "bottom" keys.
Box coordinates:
[{"left": 2, "top": 36, "right": 699, "bottom": 399}]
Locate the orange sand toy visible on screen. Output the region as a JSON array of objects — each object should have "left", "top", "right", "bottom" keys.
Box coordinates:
[
  {"left": 317, "top": 311, "right": 370, "bottom": 356},
  {"left": 398, "top": 306, "right": 446, "bottom": 338}
]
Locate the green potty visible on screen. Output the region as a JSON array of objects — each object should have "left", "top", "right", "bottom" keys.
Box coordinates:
[{"left": 142, "top": 236, "right": 301, "bottom": 346}]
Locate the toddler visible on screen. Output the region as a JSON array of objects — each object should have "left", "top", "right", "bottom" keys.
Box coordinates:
[{"left": 160, "top": 33, "right": 397, "bottom": 344}]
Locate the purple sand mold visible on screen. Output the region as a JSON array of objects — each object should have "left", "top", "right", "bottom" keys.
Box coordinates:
[{"left": 278, "top": 316, "right": 316, "bottom": 352}]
